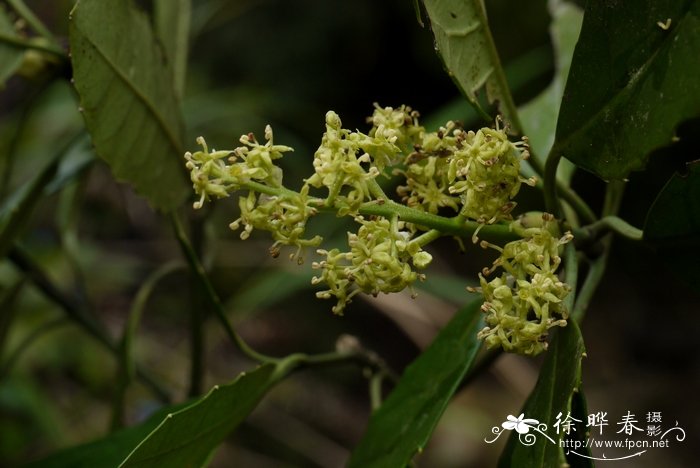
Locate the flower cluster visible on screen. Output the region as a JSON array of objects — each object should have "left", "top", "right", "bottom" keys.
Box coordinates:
[
  {"left": 184, "top": 105, "right": 562, "bottom": 328},
  {"left": 398, "top": 120, "right": 534, "bottom": 223},
  {"left": 230, "top": 186, "right": 322, "bottom": 262},
  {"left": 305, "top": 111, "right": 387, "bottom": 215},
  {"left": 186, "top": 126, "right": 320, "bottom": 257},
  {"left": 397, "top": 121, "right": 461, "bottom": 214},
  {"left": 472, "top": 214, "right": 573, "bottom": 355},
  {"left": 185, "top": 126, "right": 292, "bottom": 209},
  {"left": 365, "top": 103, "right": 423, "bottom": 159},
  {"left": 311, "top": 216, "right": 432, "bottom": 314}
]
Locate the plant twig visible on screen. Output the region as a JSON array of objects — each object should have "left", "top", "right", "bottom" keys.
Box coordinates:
[
  {"left": 563, "top": 242, "right": 578, "bottom": 313},
  {"left": 0, "top": 31, "right": 65, "bottom": 58},
  {"left": 369, "top": 372, "right": 386, "bottom": 411},
  {"left": 543, "top": 151, "right": 563, "bottom": 217},
  {"left": 557, "top": 180, "right": 597, "bottom": 225},
  {"left": 571, "top": 180, "right": 626, "bottom": 321},
  {"left": 473, "top": 1, "right": 522, "bottom": 133},
  {"left": 0, "top": 318, "right": 68, "bottom": 379},
  {"left": 571, "top": 252, "right": 608, "bottom": 323},
  {"left": 240, "top": 179, "right": 521, "bottom": 244},
  {"left": 111, "top": 262, "right": 183, "bottom": 430},
  {"left": 171, "top": 211, "right": 277, "bottom": 364},
  {"left": 188, "top": 213, "right": 207, "bottom": 397},
  {"left": 574, "top": 215, "right": 643, "bottom": 245}
]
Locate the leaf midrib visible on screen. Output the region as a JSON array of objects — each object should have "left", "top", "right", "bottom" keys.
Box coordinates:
[{"left": 73, "top": 17, "right": 183, "bottom": 156}]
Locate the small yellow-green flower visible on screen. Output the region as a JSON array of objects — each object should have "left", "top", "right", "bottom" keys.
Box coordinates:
[
  {"left": 184, "top": 127, "right": 293, "bottom": 209},
  {"left": 473, "top": 214, "right": 573, "bottom": 355},
  {"left": 312, "top": 216, "right": 431, "bottom": 314}
]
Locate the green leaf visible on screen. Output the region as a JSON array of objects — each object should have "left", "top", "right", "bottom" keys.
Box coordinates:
[
  {"left": 498, "top": 320, "right": 585, "bottom": 467},
  {"left": 23, "top": 402, "right": 190, "bottom": 468},
  {"left": 420, "top": 0, "right": 520, "bottom": 131},
  {"left": 644, "top": 161, "right": 700, "bottom": 290},
  {"left": 519, "top": 0, "right": 583, "bottom": 182},
  {"left": 120, "top": 363, "right": 279, "bottom": 467},
  {"left": 69, "top": 0, "right": 188, "bottom": 211},
  {"left": 564, "top": 389, "right": 594, "bottom": 468},
  {"left": 0, "top": 5, "right": 24, "bottom": 87},
  {"left": 552, "top": 0, "right": 700, "bottom": 180},
  {"left": 348, "top": 300, "right": 484, "bottom": 467},
  {"left": 153, "top": 0, "right": 191, "bottom": 100}
]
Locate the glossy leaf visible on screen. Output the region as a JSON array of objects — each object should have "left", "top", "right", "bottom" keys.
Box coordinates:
[
  {"left": 120, "top": 363, "right": 278, "bottom": 467},
  {"left": 552, "top": 0, "right": 700, "bottom": 180},
  {"left": 348, "top": 300, "right": 483, "bottom": 467},
  {"left": 519, "top": 0, "right": 583, "bottom": 182},
  {"left": 644, "top": 161, "right": 700, "bottom": 290},
  {"left": 69, "top": 0, "right": 188, "bottom": 211},
  {"left": 153, "top": 0, "right": 191, "bottom": 100},
  {"left": 0, "top": 5, "right": 24, "bottom": 87},
  {"left": 420, "top": 0, "right": 519, "bottom": 131},
  {"left": 498, "top": 320, "right": 585, "bottom": 467}
]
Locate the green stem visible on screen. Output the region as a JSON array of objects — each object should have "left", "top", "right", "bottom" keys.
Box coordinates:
[
  {"left": 188, "top": 213, "right": 207, "bottom": 397},
  {"left": 571, "top": 181, "right": 626, "bottom": 321},
  {"left": 473, "top": 1, "right": 522, "bottom": 133},
  {"left": 543, "top": 151, "right": 562, "bottom": 217},
  {"left": 173, "top": 212, "right": 402, "bottom": 381},
  {"left": 0, "top": 318, "right": 68, "bottom": 379},
  {"left": 409, "top": 229, "right": 442, "bottom": 249},
  {"left": 241, "top": 179, "right": 520, "bottom": 244},
  {"left": 367, "top": 177, "right": 388, "bottom": 201},
  {"left": 111, "top": 262, "right": 182, "bottom": 430},
  {"left": 170, "top": 211, "right": 278, "bottom": 364},
  {"left": 355, "top": 200, "right": 518, "bottom": 244},
  {"left": 574, "top": 215, "right": 643, "bottom": 245},
  {"left": 557, "top": 180, "right": 597, "bottom": 225},
  {"left": 563, "top": 242, "right": 578, "bottom": 313},
  {"left": 525, "top": 149, "right": 596, "bottom": 224},
  {"left": 0, "top": 31, "right": 65, "bottom": 59},
  {"left": 369, "top": 372, "right": 385, "bottom": 411},
  {"left": 571, "top": 253, "right": 607, "bottom": 323},
  {"left": 7, "top": 0, "right": 57, "bottom": 43},
  {"left": 7, "top": 246, "right": 172, "bottom": 402},
  {"left": 274, "top": 347, "right": 399, "bottom": 383}
]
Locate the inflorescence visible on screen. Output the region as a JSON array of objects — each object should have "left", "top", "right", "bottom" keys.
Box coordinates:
[{"left": 184, "top": 104, "right": 571, "bottom": 355}]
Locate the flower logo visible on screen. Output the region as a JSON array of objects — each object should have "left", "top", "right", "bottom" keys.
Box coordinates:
[{"left": 502, "top": 414, "right": 540, "bottom": 434}]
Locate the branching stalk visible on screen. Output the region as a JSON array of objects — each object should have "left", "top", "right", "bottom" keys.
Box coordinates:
[
  {"left": 543, "top": 151, "right": 563, "bottom": 217},
  {"left": 170, "top": 212, "right": 277, "bottom": 364},
  {"left": 571, "top": 181, "right": 626, "bottom": 321},
  {"left": 574, "top": 215, "right": 643, "bottom": 245},
  {"left": 0, "top": 32, "right": 65, "bottom": 58}
]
